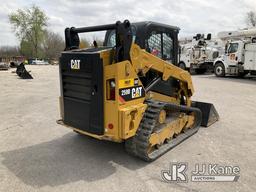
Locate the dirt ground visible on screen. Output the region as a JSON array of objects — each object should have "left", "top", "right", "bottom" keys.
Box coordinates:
[{"left": 0, "top": 65, "right": 255, "bottom": 192}]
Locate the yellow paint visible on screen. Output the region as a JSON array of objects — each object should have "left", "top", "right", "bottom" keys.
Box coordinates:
[
  {"left": 149, "top": 114, "right": 195, "bottom": 147},
  {"left": 59, "top": 42, "right": 196, "bottom": 144},
  {"left": 147, "top": 91, "right": 179, "bottom": 104},
  {"left": 119, "top": 78, "right": 135, "bottom": 88}
]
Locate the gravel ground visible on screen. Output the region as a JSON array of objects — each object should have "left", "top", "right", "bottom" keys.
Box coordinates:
[{"left": 0, "top": 65, "right": 255, "bottom": 192}]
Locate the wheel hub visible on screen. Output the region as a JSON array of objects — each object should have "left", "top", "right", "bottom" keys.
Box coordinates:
[{"left": 216, "top": 66, "right": 223, "bottom": 75}]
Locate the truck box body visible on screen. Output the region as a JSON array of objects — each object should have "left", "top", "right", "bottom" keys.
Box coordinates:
[{"left": 244, "top": 43, "right": 256, "bottom": 71}]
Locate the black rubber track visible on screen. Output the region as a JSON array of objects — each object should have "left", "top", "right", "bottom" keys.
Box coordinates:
[{"left": 125, "top": 100, "right": 202, "bottom": 161}]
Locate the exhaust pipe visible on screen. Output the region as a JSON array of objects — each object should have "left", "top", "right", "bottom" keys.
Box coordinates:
[{"left": 192, "top": 101, "right": 219, "bottom": 127}]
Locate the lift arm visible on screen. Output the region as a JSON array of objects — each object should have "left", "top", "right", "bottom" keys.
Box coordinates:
[{"left": 129, "top": 43, "right": 195, "bottom": 96}]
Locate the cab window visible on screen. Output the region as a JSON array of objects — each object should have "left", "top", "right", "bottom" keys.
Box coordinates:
[
  {"left": 228, "top": 43, "right": 238, "bottom": 53},
  {"left": 147, "top": 33, "right": 162, "bottom": 58},
  {"left": 162, "top": 33, "right": 173, "bottom": 61},
  {"left": 106, "top": 26, "right": 136, "bottom": 47},
  {"left": 106, "top": 30, "right": 116, "bottom": 47},
  {"left": 146, "top": 31, "right": 173, "bottom": 62}
]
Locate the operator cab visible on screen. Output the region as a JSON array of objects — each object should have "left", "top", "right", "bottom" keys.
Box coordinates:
[{"left": 104, "top": 21, "right": 180, "bottom": 65}]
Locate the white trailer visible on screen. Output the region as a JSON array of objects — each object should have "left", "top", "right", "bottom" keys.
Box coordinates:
[{"left": 214, "top": 28, "right": 256, "bottom": 77}]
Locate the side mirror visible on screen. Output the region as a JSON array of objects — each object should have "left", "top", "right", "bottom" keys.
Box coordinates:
[
  {"left": 206, "top": 33, "right": 211, "bottom": 40},
  {"left": 224, "top": 43, "right": 229, "bottom": 54},
  {"left": 193, "top": 33, "right": 201, "bottom": 41},
  {"left": 196, "top": 34, "right": 201, "bottom": 40}
]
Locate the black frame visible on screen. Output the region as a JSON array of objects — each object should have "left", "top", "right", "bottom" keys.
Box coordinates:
[
  {"left": 60, "top": 52, "right": 104, "bottom": 135},
  {"left": 65, "top": 20, "right": 133, "bottom": 63}
]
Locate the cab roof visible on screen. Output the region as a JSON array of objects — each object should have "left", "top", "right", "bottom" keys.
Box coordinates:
[{"left": 132, "top": 21, "right": 180, "bottom": 32}]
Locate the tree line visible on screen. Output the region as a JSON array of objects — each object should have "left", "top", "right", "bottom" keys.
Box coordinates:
[{"left": 1, "top": 5, "right": 93, "bottom": 62}]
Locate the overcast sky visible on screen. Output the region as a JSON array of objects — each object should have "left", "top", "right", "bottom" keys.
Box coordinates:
[{"left": 0, "top": 0, "right": 255, "bottom": 46}]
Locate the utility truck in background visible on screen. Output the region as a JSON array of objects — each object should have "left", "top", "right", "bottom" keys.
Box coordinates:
[
  {"left": 178, "top": 33, "right": 221, "bottom": 74},
  {"left": 214, "top": 28, "right": 256, "bottom": 77}
]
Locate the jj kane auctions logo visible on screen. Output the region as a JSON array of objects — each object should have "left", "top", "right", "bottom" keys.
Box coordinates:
[{"left": 162, "top": 162, "right": 240, "bottom": 182}]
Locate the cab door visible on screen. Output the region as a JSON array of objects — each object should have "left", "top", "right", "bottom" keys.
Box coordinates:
[
  {"left": 145, "top": 29, "right": 175, "bottom": 64},
  {"left": 224, "top": 42, "right": 239, "bottom": 66},
  {"left": 143, "top": 28, "right": 179, "bottom": 98}
]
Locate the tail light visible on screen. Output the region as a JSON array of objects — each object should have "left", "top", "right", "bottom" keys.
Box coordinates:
[
  {"left": 107, "top": 79, "right": 115, "bottom": 100},
  {"left": 108, "top": 123, "right": 114, "bottom": 129}
]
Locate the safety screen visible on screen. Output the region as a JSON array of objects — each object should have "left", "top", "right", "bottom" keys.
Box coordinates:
[{"left": 147, "top": 32, "right": 173, "bottom": 62}]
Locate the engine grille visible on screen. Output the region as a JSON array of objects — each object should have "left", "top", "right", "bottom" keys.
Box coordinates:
[{"left": 59, "top": 51, "right": 104, "bottom": 135}]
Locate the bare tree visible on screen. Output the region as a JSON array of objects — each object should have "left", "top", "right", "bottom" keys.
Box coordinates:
[
  {"left": 246, "top": 11, "right": 256, "bottom": 27},
  {"left": 0, "top": 46, "right": 20, "bottom": 57},
  {"left": 43, "top": 31, "right": 64, "bottom": 60},
  {"left": 79, "top": 38, "right": 90, "bottom": 48}
]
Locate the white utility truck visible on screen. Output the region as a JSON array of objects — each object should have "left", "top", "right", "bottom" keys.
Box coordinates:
[
  {"left": 179, "top": 34, "right": 221, "bottom": 74},
  {"left": 214, "top": 28, "right": 256, "bottom": 77}
]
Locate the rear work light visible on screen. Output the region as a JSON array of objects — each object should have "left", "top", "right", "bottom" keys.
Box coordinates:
[{"left": 107, "top": 79, "right": 115, "bottom": 100}]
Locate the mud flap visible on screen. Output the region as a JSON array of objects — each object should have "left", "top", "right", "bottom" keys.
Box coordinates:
[
  {"left": 16, "top": 63, "right": 33, "bottom": 79},
  {"left": 192, "top": 101, "right": 219, "bottom": 127}
]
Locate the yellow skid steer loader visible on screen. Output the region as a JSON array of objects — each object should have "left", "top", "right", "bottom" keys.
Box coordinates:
[{"left": 57, "top": 20, "right": 219, "bottom": 161}]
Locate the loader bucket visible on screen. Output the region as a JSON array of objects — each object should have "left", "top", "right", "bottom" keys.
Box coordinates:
[
  {"left": 16, "top": 63, "right": 33, "bottom": 79},
  {"left": 192, "top": 101, "right": 219, "bottom": 127}
]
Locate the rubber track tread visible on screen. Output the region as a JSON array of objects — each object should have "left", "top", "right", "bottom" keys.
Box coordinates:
[{"left": 125, "top": 99, "right": 202, "bottom": 161}]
